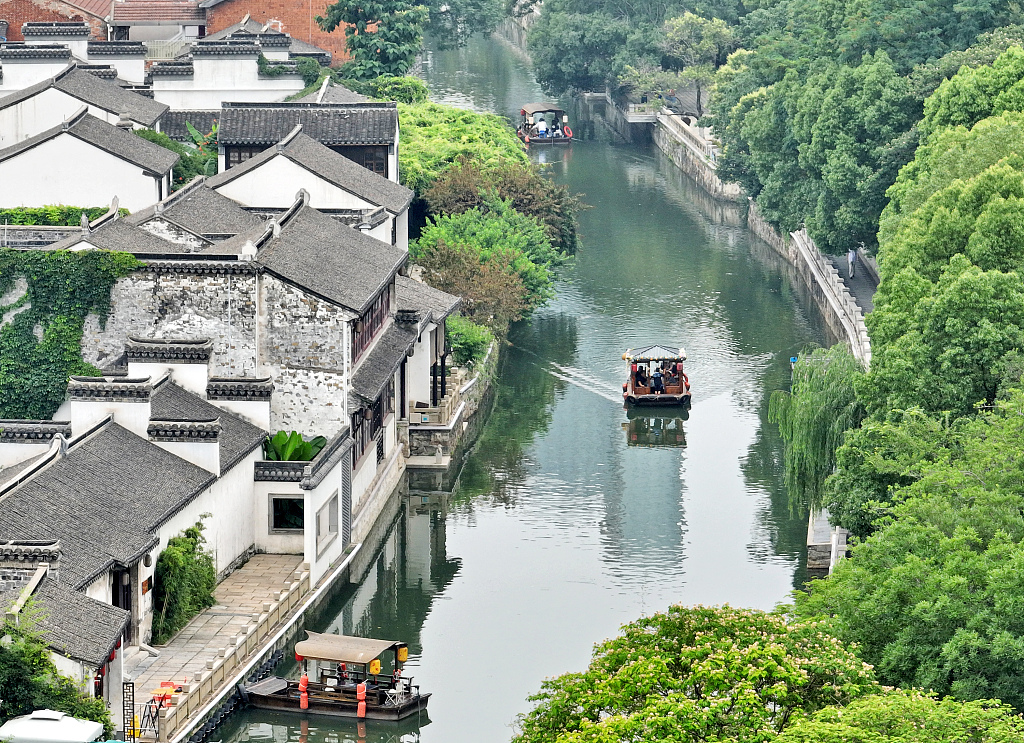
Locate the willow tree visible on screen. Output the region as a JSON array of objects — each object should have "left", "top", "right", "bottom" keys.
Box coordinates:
[{"left": 768, "top": 345, "right": 865, "bottom": 511}]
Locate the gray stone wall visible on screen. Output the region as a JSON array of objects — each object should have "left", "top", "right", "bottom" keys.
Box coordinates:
[
  {"left": 260, "top": 274, "right": 350, "bottom": 436},
  {"left": 82, "top": 266, "right": 259, "bottom": 375},
  {"left": 0, "top": 563, "right": 35, "bottom": 593}
]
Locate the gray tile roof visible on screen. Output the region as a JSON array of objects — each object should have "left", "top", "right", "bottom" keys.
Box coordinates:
[
  {"left": 151, "top": 379, "right": 266, "bottom": 471},
  {"left": 0, "top": 44, "right": 71, "bottom": 59},
  {"left": 0, "top": 65, "right": 166, "bottom": 126},
  {"left": 256, "top": 205, "right": 406, "bottom": 314},
  {"left": 206, "top": 131, "right": 412, "bottom": 213},
  {"left": 0, "top": 110, "right": 177, "bottom": 175},
  {"left": 46, "top": 219, "right": 191, "bottom": 255},
  {"left": 0, "top": 422, "right": 214, "bottom": 589},
  {"left": 396, "top": 275, "right": 461, "bottom": 324},
  {"left": 34, "top": 579, "right": 130, "bottom": 668},
  {"left": 159, "top": 110, "right": 219, "bottom": 141},
  {"left": 296, "top": 80, "right": 369, "bottom": 104},
  {"left": 126, "top": 181, "right": 261, "bottom": 237},
  {"left": 218, "top": 102, "right": 397, "bottom": 146},
  {"left": 201, "top": 16, "right": 331, "bottom": 63},
  {"left": 352, "top": 323, "right": 417, "bottom": 402}
]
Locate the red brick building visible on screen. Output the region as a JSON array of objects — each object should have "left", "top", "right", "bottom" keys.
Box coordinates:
[
  {"left": 201, "top": 0, "right": 349, "bottom": 65},
  {"left": 0, "top": 0, "right": 107, "bottom": 41}
]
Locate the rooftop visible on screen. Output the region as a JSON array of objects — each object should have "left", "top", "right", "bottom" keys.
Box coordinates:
[
  {"left": 206, "top": 130, "right": 412, "bottom": 213},
  {"left": 126, "top": 180, "right": 262, "bottom": 238},
  {"left": 218, "top": 102, "right": 398, "bottom": 146},
  {"left": 34, "top": 579, "right": 130, "bottom": 668},
  {"left": 256, "top": 204, "right": 406, "bottom": 314},
  {"left": 159, "top": 110, "right": 219, "bottom": 141},
  {"left": 0, "top": 109, "right": 177, "bottom": 175},
  {"left": 295, "top": 79, "right": 369, "bottom": 104},
  {"left": 396, "top": 275, "right": 462, "bottom": 325},
  {"left": 352, "top": 323, "right": 417, "bottom": 403},
  {"left": 46, "top": 218, "right": 192, "bottom": 254},
  {"left": 110, "top": 0, "right": 204, "bottom": 23},
  {"left": 0, "top": 65, "right": 167, "bottom": 126},
  {"left": 202, "top": 15, "right": 332, "bottom": 64}
]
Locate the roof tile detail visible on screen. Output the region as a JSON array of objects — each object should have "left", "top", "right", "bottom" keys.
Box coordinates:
[
  {"left": 126, "top": 336, "right": 214, "bottom": 363},
  {"left": 218, "top": 102, "right": 398, "bottom": 146}
]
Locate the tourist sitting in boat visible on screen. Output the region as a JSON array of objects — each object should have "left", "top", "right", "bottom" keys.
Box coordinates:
[
  {"left": 636, "top": 366, "right": 648, "bottom": 387},
  {"left": 622, "top": 345, "right": 691, "bottom": 406},
  {"left": 537, "top": 117, "right": 549, "bottom": 137}
]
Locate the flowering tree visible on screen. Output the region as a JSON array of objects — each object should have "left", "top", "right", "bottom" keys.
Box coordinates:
[{"left": 512, "top": 605, "right": 878, "bottom": 743}]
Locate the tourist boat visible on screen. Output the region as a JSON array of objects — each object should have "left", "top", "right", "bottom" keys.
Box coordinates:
[
  {"left": 517, "top": 103, "right": 573, "bottom": 144},
  {"left": 622, "top": 345, "right": 691, "bottom": 406},
  {"left": 240, "top": 632, "right": 430, "bottom": 721}
]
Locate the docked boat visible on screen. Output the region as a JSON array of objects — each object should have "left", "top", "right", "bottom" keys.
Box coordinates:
[
  {"left": 241, "top": 632, "right": 429, "bottom": 721},
  {"left": 517, "top": 103, "right": 573, "bottom": 144},
  {"left": 622, "top": 345, "right": 691, "bottom": 406}
]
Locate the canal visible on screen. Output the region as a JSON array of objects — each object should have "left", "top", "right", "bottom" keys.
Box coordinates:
[{"left": 217, "top": 31, "right": 826, "bottom": 743}]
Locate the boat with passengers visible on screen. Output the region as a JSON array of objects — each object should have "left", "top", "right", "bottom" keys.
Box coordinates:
[
  {"left": 517, "top": 103, "right": 573, "bottom": 144},
  {"left": 241, "top": 632, "right": 430, "bottom": 721},
  {"left": 622, "top": 345, "right": 691, "bottom": 406}
]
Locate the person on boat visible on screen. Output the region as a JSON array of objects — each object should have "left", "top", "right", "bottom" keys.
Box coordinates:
[
  {"left": 552, "top": 122, "right": 562, "bottom": 137},
  {"left": 537, "top": 117, "right": 548, "bottom": 137},
  {"left": 652, "top": 369, "right": 665, "bottom": 394},
  {"left": 636, "top": 367, "right": 648, "bottom": 388}
]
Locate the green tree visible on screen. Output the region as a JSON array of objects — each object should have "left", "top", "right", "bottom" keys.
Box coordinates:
[
  {"left": 795, "top": 389, "right": 1024, "bottom": 709},
  {"left": 660, "top": 12, "right": 735, "bottom": 115},
  {"left": 135, "top": 127, "right": 217, "bottom": 192},
  {"left": 768, "top": 345, "right": 866, "bottom": 511},
  {"left": 446, "top": 314, "right": 494, "bottom": 365},
  {"left": 415, "top": 196, "right": 564, "bottom": 310},
  {"left": 921, "top": 46, "right": 1024, "bottom": 138},
  {"left": 0, "top": 611, "right": 112, "bottom": 734},
  {"left": 317, "top": 0, "right": 428, "bottom": 79},
  {"left": 777, "top": 690, "right": 1024, "bottom": 743},
  {"left": 424, "top": 0, "right": 503, "bottom": 49},
  {"left": 527, "top": 11, "right": 630, "bottom": 94},
  {"left": 512, "top": 605, "right": 879, "bottom": 743}
]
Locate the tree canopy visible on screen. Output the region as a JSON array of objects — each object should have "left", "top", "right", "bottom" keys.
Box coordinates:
[
  {"left": 512, "top": 605, "right": 879, "bottom": 743},
  {"left": 317, "top": 0, "right": 428, "bottom": 79}
]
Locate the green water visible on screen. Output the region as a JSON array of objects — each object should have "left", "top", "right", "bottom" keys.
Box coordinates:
[{"left": 216, "top": 32, "right": 825, "bottom": 743}]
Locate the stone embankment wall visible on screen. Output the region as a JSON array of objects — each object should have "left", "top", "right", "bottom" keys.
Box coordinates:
[{"left": 653, "top": 111, "right": 743, "bottom": 203}]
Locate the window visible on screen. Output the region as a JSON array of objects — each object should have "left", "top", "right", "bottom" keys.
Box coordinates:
[
  {"left": 270, "top": 496, "right": 304, "bottom": 532},
  {"left": 317, "top": 492, "right": 340, "bottom": 556},
  {"left": 337, "top": 146, "right": 388, "bottom": 177},
  {"left": 352, "top": 285, "right": 391, "bottom": 361},
  {"left": 226, "top": 146, "right": 266, "bottom": 169},
  {"left": 351, "top": 379, "right": 394, "bottom": 466}
]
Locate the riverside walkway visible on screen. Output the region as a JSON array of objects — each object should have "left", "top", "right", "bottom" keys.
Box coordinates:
[
  {"left": 125, "top": 555, "right": 304, "bottom": 727},
  {"left": 827, "top": 254, "right": 878, "bottom": 313}
]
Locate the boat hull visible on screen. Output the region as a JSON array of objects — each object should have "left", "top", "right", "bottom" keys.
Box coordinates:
[
  {"left": 624, "top": 393, "right": 691, "bottom": 406},
  {"left": 243, "top": 678, "right": 430, "bottom": 721},
  {"left": 517, "top": 132, "right": 572, "bottom": 145}
]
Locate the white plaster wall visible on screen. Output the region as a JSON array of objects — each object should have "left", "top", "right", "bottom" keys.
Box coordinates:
[
  {"left": 69, "top": 398, "right": 152, "bottom": 439},
  {"left": 208, "top": 399, "right": 271, "bottom": 431},
  {"left": 384, "top": 411, "right": 396, "bottom": 461},
  {"left": 152, "top": 439, "right": 220, "bottom": 474},
  {"left": 129, "top": 361, "right": 209, "bottom": 396},
  {"left": 156, "top": 447, "right": 260, "bottom": 578},
  {"left": 254, "top": 479, "right": 306, "bottom": 554},
  {"left": 407, "top": 326, "right": 434, "bottom": 410},
  {"left": 0, "top": 87, "right": 134, "bottom": 147},
  {"left": 51, "top": 652, "right": 88, "bottom": 685},
  {"left": 150, "top": 59, "right": 304, "bottom": 110},
  {"left": 89, "top": 57, "right": 146, "bottom": 84},
  {"left": 0, "top": 59, "right": 69, "bottom": 95},
  {"left": 213, "top": 155, "right": 378, "bottom": 211},
  {"left": 0, "top": 441, "right": 51, "bottom": 468},
  {"left": 387, "top": 142, "right": 398, "bottom": 184},
  {"left": 0, "top": 134, "right": 162, "bottom": 211},
  {"left": 85, "top": 573, "right": 109, "bottom": 603},
  {"left": 351, "top": 448, "right": 376, "bottom": 511},
  {"left": 303, "top": 466, "right": 345, "bottom": 585},
  {"left": 368, "top": 218, "right": 392, "bottom": 245},
  {"left": 395, "top": 210, "right": 408, "bottom": 251}
]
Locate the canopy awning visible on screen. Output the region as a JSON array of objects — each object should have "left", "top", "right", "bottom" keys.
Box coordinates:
[
  {"left": 294, "top": 631, "right": 402, "bottom": 664},
  {"left": 521, "top": 102, "right": 565, "bottom": 115},
  {"left": 624, "top": 344, "right": 687, "bottom": 363},
  {"left": 0, "top": 710, "right": 103, "bottom": 743}
]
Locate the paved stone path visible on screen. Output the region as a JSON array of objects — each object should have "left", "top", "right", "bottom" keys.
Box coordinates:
[
  {"left": 827, "top": 255, "right": 878, "bottom": 313},
  {"left": 127, "top": 554, "right": 303, "bottom": 694}
]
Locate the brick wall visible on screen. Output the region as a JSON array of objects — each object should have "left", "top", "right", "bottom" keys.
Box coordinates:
[
  {"left": 0, "top": 0, "right": 105, "bottom": 41},
  {"left": 204, "top": 1, "right": 349, "bottom": 66}
]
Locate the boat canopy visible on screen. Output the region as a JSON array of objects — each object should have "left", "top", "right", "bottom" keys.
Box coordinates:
[
  {"left": 294, "top": 632, "right": 405, "bottom": 664},
  {"left": 521, "top": 102, "right": 565, "bottom": 115},
  {"left": 623, "top": 344, "right": 687, "bottom": 363}
]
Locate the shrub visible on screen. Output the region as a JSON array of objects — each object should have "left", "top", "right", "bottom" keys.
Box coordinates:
[
  {"left": 263, "top": 431, "right": 328, "bottom": 461},
  {"left": 447, "top": 315, "right": 493, "bottom": 367},
  {"left": 0, "top": 206, "right": 126, "bottom": 226},
  {"left": 136, "top": 127, "right": 217, "bottom": 191},
  {"left": 151, "top": 519, "right": 217, "bottom": 645}
]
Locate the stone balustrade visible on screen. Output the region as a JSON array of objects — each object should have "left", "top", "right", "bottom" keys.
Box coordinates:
[{"left": 156, "top": 565, "right": 311, "bottom": 742}]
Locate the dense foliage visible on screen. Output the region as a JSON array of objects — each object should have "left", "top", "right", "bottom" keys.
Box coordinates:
[
  {"left": 136, "top": 126, "right": 217, "bottom": 192},
  {"left": 513, "top": 604, "right": 879, "bottom": 743},
  {"left": 415, "top": 196, "right": 563, "bottom": 312},
  {"left": 0, "top": 612, "right": 112, "bottom": 734},
  {"left": 397, "top": 101, "right": 530, "bottom": 192},
  {"left": 263, "top": 431, "right": 329, "bottom": 461},
  {"left": 0, "top": 206, "right": 125, "bottom": 226},
  {"left": 447, "top": 314, "right": 494, "bottom": 366},
  {"left": 423, "top": 156, "right": 582, "bottom": 254},
  {"left": 0, "top": 249, "right": 139, "bottom": 418},
  {"left": 317, "top": 0, "right": 428, "bottom": 78},
  {"left": 776, "top": 690, "right": 1024, "bottom": 742},
  {"left": 768, "top": 345, "right": 865, "bottom": 510},
  {"left": 152, "top": 520, "right": 217, "bottom": 645}
]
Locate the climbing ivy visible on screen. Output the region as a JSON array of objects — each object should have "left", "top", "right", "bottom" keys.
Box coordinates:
[{"left": 0, "top": 249, "right": 140, "bottom": 419}]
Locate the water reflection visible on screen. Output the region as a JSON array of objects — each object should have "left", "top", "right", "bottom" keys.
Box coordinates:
[
  {"left": 217, "top": 710, "right": 427, "bottom": 743},
  {"left": 230, "top": 32, "right": 827, "bottom": 743}
]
